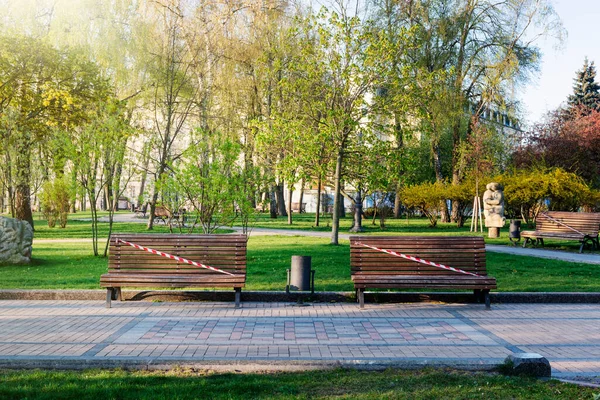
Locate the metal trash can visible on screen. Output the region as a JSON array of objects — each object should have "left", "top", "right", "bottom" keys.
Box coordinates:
[
  {"left": 286, "top": 256, "right": 315, "bottom": 294},
  {"left": 509, "top": 219, "right": 521, "bottom": 245}
]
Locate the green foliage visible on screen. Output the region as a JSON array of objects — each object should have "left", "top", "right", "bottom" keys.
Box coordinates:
[
  {"left": 400, "top": 181, "right": 447, "bottom": 227},
  {"left": 498, "top": 168, "right": 597, "bottom": 222},
  {"left": 39, "top": 178, "right": 72, "bottom": 228},
  {"left": 568, "top": 58, "right": 600, "bottom": 112},
  {"left": 161, "top": 131, "right": 256, "bottom": 234},
  {"left": 400, "top": 180, "right": 483, "bottom": 228}
]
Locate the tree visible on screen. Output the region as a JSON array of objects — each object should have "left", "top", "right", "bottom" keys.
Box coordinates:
[
  {"left": 514, "top": 107, "right": 600, "bottom": 189},
  {"left": 568, "top": 58, "right": 600, "bottom": 112},
  {"left": 288, "top": 4, "right": 385, "bottom": 244},
  {"left": 162, "top": 130, "right": 255, "bottom": 234},
  {"left": 382, "top": 0, "right": 561, "bottom": 222},
  {"left": 0, "top": 35, "right": 109, "bottom": 228},
  {"left": 61, "top": 99, "right": 129, "bottom": 256},
  {"left": 139, "top": 0, "right": 201, "bottom": 229}
]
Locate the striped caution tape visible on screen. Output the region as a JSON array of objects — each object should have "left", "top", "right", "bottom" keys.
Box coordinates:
[
  {"left": 357, "top": 242, "right": 483, "bottom": 277},
  {"left": 539, "top": 213, "right": 585, "bottom": 236},
  {"left": 115, "top": 238, "right": 236, "bottom": 276}
]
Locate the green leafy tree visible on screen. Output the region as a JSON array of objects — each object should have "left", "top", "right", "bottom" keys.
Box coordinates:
[
  {"left": 0, "top": 35, "right": 109, "bottom": 228},
  {"left": 163, "top": 131, "right": 255, "bottom": 234}
]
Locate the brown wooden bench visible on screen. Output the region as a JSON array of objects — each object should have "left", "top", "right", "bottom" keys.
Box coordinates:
[
  {"left": 350, "top": 236, "right": 497, "bottom": 309},
  {"left": 521, "top": 211, "right": 600, "bottom": 253},
  {"left": 100, "top": 234, "right": 247, "bottom": 308}
]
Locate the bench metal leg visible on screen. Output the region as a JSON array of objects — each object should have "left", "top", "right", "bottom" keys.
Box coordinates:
[
  {"left": 234, "top": 288, "right": 241, "bottom": 308},
  {"left": 358, "top": 288, "right": 365, "bottom": 309},
  {"left": 106, "top": 289, "right": 113, "bottom": 308},
  {"left": 474, "top": 289, "right": 482, "bottom": 303},
  {"left": 484, "top": 290, "right": 491, "bottom": 310},
  {"left": 116, "top": 287, "right": 122, "bottom": 301},
  {"left": 522, "top": 237, "right": 530, "bottom": 248}
]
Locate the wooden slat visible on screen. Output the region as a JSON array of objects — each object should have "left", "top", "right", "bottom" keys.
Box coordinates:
[
  {"left": 101, "top": 234, "right": 247, "bottom": 291},
  {"left": 349, "top": 236, "right": 496, "bottom": 291}
]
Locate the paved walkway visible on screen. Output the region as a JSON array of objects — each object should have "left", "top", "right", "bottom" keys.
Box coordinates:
[{"left": 0, "top": 300, "right": 598, "bottom": 379}]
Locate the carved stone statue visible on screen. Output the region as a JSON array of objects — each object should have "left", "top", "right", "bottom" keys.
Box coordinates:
[
  {"left": 0, "top": 216, "right": 33, "bottom": 264},
  {"left": 483, "top": 182, "right": 505, "bottom": 229}
]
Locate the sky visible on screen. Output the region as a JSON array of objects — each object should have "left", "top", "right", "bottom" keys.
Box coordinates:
[{"left": 519, "top": 0, "right": 600, "bottom": 127}]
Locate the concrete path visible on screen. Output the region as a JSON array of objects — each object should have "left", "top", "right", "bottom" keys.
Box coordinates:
[{"left": 0, "top": 300, "right": 598, "bottom": 379}]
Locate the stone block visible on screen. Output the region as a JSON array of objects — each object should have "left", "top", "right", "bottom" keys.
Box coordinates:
[
  {"left": 0, "top": 216, "right": 33, "bottom": 264},
  {"left": 505, "top": 353, "right": 551, "bottom": 377}
]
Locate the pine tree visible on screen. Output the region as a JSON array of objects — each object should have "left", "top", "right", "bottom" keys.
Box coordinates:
[{"left": 568, "top": 58, "right": 600, "bottom": 111}]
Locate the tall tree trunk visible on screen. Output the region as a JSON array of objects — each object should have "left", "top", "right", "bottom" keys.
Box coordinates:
[
  {"left": 14, "top": 134, "right": 34, "bottom": 228},
  {"left": 298, "top": 178, "right": 305, "bottom": 214},
  {"left": 331, "top": 151, "right": 344, "bottom": 245},
  {"left": 287, "top": 184, "right": 293, "bottom": 225},
  {"left": 269, "top": 187, "right": 277, "bottom": 219},
  {"left": 275, "top": 182, "right": 287, "bottom": 217},
  {"left": 394, "top": 186, "right": 402, "bottom": 219},
  {"left": 432, "top": 142, "right": 450, "bottom": 223},
  {"left": 338, "top": 191, "right": 345, "bottom": 218},
  {"left": 147, "top": 187, "right": 159, "bottom": 230},
  {"left": 315, "top": 175, "right": 322, "bottom": 227},
  {"left": 393, "top": 111, "right": 403, "bottom": 219},
  {"left": 137, "top": 142, "right": 151, "bottom": 208},
  {"left": 70, "top": 171, "right": 77, "bottom": 213}
]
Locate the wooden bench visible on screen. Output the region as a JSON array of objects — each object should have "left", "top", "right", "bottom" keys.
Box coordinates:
[
  {"left": 521, "top": 211, "right": 600, "bottom": 253},
  {"left": 100, "top": 234, "right": 247, "bottom": 308},
  {"left": 153, "top": 206, "right": 171, "bottom": 224},
  {"left": 350, "top": 236, "right": 497, "bottom": 309}
]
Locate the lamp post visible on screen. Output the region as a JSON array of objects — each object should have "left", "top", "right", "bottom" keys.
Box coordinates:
[{"left": 349, "top": 187, "right": 365, "bottom": 233}]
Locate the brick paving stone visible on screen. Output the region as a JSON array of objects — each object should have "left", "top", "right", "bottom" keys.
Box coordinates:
[{"left": 0, "top": 300, "right": 598, "bottom": 377}]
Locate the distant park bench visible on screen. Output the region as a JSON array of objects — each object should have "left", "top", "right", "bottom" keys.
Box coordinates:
[
  {"left": 100, "top": 234, "right": 247, "bottom": 308},
  {"left": 521, "top": 211, "right": 600, "bottom": 253},
  {"left": 350, "top": 236, "right": 497, "bottom": 309},
  {"left": 291, "top": 202, "right": 306, "bottom": 213},
  {"left": 134, "top": 203, "right": 147, "bottom": 217}
]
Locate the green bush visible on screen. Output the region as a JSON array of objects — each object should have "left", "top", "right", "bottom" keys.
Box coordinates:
[
  {"left": 498, "top": 168, "right": 598, "bottom": 223},
  {"left": 400, "top": 181, "right": 447, "bottom": 227},
  {"left": 39, "top": 179, "right": 72, "bottom": 228}
]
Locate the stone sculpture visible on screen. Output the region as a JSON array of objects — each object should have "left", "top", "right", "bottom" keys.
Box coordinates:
[
  {"left": 0, "top": 216, "right": 33, "bottom": 264},
  {"left": 483, "top": 182, "right": 505, "bottom": 233}
]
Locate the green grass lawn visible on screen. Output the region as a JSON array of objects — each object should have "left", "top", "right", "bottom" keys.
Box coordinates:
[
  {"left": 1, "top": 235, "right": 598, "bottom": 292},
  {"left": 14, "top": 210, "right": 598, "bottom": 252},
  {"left": 243, "top": 212, "right": 598, "bottom": 252},
  {"left": 0, "top": 368, "right": 596, "bottom": 400}
]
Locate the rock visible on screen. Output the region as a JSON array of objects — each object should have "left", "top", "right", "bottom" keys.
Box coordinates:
[
  {"left": 505, "top": 353, "right": 551, "bottom": 377},
  {"left": 0, "top": 216, "right": 33, "bottom": 265}
]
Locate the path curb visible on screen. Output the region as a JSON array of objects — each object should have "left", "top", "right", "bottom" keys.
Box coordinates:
[
  {"left": 0, "top": 358, "right": 501, "bottom": 372},
  {"left": 1, "top": 290, "right": 599, "bottom": 303}
]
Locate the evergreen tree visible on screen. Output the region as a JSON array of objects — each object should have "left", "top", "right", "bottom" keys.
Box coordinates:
[{"left": 568, "top": 58, "right": 600, "bottom": 111}]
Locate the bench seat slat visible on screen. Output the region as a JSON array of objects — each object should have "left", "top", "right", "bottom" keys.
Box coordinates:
[
  {"left": 101, "top": 234, "right": 247, "bottom": 308},
  {"left": 350, "top": 236, "right": 496, "bottom": 308}
]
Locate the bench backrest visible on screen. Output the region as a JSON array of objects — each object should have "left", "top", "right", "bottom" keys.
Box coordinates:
[
  {"left": 535, "top": 211, "right": 600, "bottom": 236},
  {"left": 350, "top": 236, "right": 488, "bottom": 276},
  {"left": 154, "top": 206, "right": 171, "bottom": 217},
  {"left": 108, "top": 234, "right": 247, "bottom": 277}
]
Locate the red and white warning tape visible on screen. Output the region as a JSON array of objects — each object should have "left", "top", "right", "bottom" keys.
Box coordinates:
[
  {"left": 357, "top": 242, "right": 483, "bottom": 277},
  {"left": 539, "top": 213, "right": 585, "bottom": 236},
  {"left": 115, "top": 238, "right": 236, "bottom": 276}
]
